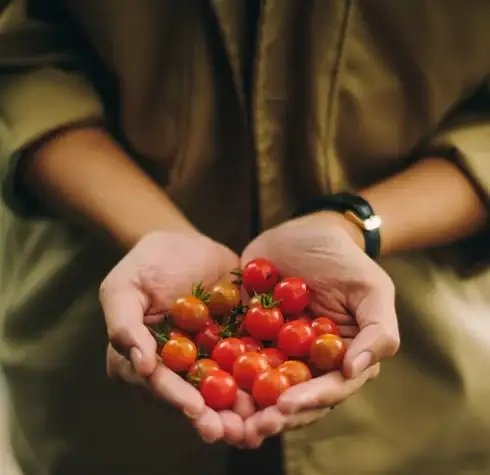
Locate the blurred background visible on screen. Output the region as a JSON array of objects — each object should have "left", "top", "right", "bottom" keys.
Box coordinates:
[{"left": 0, "top": 371, "right": 20, "bottom": 474}]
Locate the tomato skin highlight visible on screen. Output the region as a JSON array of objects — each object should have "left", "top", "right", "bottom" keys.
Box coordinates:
[
  {"left": 277, "top": 360, "right": 312, "bottom": 385},
  {"left": 242, "top": 259, "right": 280, "bottom": 295},
  {"left": 194, "top": 320, "right": 222, "bottom": 355},
  {"left": 211, "top": 337, "right": 246, "bottom": 372},
  {"left": 241, "top": 336, "right": 263, "bottom": 352},
  {"left": 187, "top": 359, "right": 220, "bottom": 387},
  {"left": 273, "top": 277, "right": 310, "bottom": 314},
  {"left": 311, "top": 317, "right": 340, "bottom": 337},
  {"left": 170, "top": 295, "right": 210, "bottom": 333},
  {"left": 207, "top": 281, "right": 241, "bottom": 317},
  {"left": 252, "top": 369, "right": 290, "bottom": 407},
  {"left": 160, "top": 336, "right": 197, "bottom": 372},
  {"left": 277, "top": 320, "right": 314, "bottom": 358},
  {"left": 233, "top": 352, "right": 270, "bottom": 391},
  {"left": 309, "top": 334, "right": 347, "bottom": 372},
  {"left": 244, "top": 306, "right": 284, "bottom": 341},
  {"left": 200, "top": 369, "right": 238, "bottom": 410},
  {"left": 260, "top": 348, "right": 287, "bottom": 368}
]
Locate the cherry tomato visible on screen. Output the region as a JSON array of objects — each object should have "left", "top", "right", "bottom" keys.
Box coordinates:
[
  {"left": 277, "top": 360, "right": 312, "bottom": 385},
  {"left": 187, "top": 358, "right": 220, "bottom": 387},
  {"left": 200, "top": 369, "right": 237, "bottom": 410},
  {"left": 311, "top": 317, "right": 340, "bottom": 337},
  {"left": 169, "top": 328, "right": 190, "bottom": 340},
  {"left": 277, "top": 320, "right": 314, "bottom": 357},
  {"left": 309, "top": 334, "right": 346, "bottom": 372},
  {"left": 233, "top": 352, "right": 270, "bottom": 391},
  {"left": 194, "top": 320, "right": 222, "bottom": 355},
  {"left": 211, "top": 337, "right": 246, "bottom": 372},
  {"left": 244, "top": 306, "right": 284, "bottom": 341},
  {"left": 260, "top": 348, "right": 287, "bottom": 368},
  {"left": 170, "top": 296, "right": 210, "bottom": 333},
  {"left": 252, "top": 368, "right": 290, "bottom": 407},
  {"left": 160, "top": 336, "right": 197, "bottom": 372},
  {"left": 242, "top": 258, "right": 280, "bottom": 295},
  {"left": 273, "top": 277, "right": 310, "bottom": 314},
  {"left": 292, "top": 313, "right": 313, "bottom": 324},
  {"left": 241, "top": 336, "right": 263, "bottom": 352},
  {"left": 207, "top": 281, "right": 241, "bottom": 317}
]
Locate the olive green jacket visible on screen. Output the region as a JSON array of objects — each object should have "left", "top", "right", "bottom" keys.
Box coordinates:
[{"left": 1, "top": 1, "right": 490, "bottom": 474}]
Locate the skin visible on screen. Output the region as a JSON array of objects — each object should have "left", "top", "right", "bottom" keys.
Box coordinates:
[{"left": 25, "top": 126, "right": 487, "bottom": 448}]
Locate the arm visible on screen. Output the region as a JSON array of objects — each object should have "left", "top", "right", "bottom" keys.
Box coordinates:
[
  {"left": 23, "top": 126, "right": 195, "bottom": 248},
  {"left": 341, "top": 157, "right": 488, "bottom": 255}
]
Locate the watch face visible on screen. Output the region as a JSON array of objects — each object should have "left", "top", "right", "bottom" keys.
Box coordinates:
[{"left": 363, "top": 215, "right": 382, "bottom": 231}]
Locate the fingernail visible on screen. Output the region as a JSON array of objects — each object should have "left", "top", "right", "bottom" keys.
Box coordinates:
[
  {"left": 202, "top": 433, "right": 218, "bottom": 444},
  {"left": 130, "top": 347, "right": 143, "bottom": 371},
  {"left": 351, "top": 351, "right": 373, "bottom": 378},
  {"left": 183, "top": 409, "right": 201, "bottom": 420}
]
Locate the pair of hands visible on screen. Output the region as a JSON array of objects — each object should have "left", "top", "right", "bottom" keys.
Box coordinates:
[{"left": 100, "top": 212, "right": 399, "bottom": 448}]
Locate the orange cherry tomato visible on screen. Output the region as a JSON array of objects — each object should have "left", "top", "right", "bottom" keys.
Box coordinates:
[
  {"left": 170, "top": 295, "right": 210, "bottom": 333},
  {"left": 309, "top": 334, "right": 346, "bottom": 372},
  {"left": 311, "top": 317, "right": 340, "bottom": 337},
  {"left": 277, "top": 360, "right": 312, "bottom": 385},
  {"left": 160, "top": 336, "right": 197, "bottom": 372},
  {"left": 260, "top": 348, "right": 287, "bottom": 368},
  {"left": 207, "top": 281, "right": 241, "bottom": 317},
  {"left": 252, "top": 368, "right": 290, "bottom": 407},
  {"left": 187, "top": 358, "right": 220, "bottom": 387},
  {"left": 233, "top": 352, "right": 270, "bottom": 391}
]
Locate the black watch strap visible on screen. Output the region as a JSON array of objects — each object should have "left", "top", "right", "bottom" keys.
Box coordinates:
[{"left": 295, "top": 192, "right": 382, "bottom": 259}]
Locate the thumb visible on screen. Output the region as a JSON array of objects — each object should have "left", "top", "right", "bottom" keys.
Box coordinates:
[
  {"left": 100, "top": 282, "right": 157, "bottom": 376},
  {"left": 343, "top": 285, "right": 399, "bottom": 379}
]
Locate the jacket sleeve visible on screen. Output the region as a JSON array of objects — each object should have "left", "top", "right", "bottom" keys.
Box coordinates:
[
  {"left": 423, "top": 87, "right": 490, "bottom": 204},
  {"left": 0, "top": 1, "right": 104, "bottom": 214}
]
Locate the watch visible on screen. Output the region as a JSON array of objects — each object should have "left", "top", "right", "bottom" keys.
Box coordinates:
[{"left": 295, "top": 192, "right": 382, "bottom": 259}]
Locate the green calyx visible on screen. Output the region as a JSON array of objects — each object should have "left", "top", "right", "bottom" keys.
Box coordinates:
[{"left": 192, "top": 281, "right": 211, "bottom": 303}]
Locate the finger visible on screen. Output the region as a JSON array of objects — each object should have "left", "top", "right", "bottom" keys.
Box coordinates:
[
  {"left": 100, "top": 282, "right": 157, "bottom": 376},
  {"left": 106, "top": 344, "right": 149, "bottom": 388},
  {"left": 220, "top": 410, "right": 245, "bottom": 445},
  {"left": 254, "top": 406, "right": 286, "bottom": 438},
  {"left": 338, "top": 325, "right": 359, "bottom": 338},
  {"left": 277, "top": 365, "right": 379, "bottom": 414},
  {"left": 243, "top": 413, "right": 265, "bottom": 449},
  {"left": 233, "top": 390, "right": 256, "bottom": 419},
  {"left": 283, "top": 407, "right": 330, "bottom": 431},
  {"left": 148, "top": 365, "right": 205, "bottom": 418},
  {"left": 308, "top": 302, "right": 356, "bottom": 326},
  {"left": 192, "top": 407, "right": 224, "bottom": 444},
  {"left": 345, "top": 285, "right": 399, "bottom": 378}
]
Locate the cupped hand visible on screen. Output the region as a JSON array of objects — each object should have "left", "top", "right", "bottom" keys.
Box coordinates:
[
  {"left": 240, "top": 212, "right": 399, "bottom": 447},
  {"left": 100, "top": 230, "right": 255, "bottom": 445}
]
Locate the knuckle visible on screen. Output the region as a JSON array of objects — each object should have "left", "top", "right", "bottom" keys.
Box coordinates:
[
  {"left": 107, "top": 324, "right": 130, "bottom": 347},
  {"left": 382, "top": 329, "right": 400, "bottom": 356}
]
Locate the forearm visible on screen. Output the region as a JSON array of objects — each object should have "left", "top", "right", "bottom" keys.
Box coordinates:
[
  {"left": 360, "top": 157, "right": 487, "bottom": 255},
  {"left": 23, "top": 127, "right": 195, "bottom": 248}
]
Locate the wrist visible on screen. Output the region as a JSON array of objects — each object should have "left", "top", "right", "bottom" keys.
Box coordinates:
[{"left": 314, "top": 211, "right": 366, "bottom": 249}]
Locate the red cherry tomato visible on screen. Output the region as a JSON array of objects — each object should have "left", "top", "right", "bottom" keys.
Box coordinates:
[
  {"left": 241, "top": 336, "right": 263, "bottom": 352},
  {"left": 273, "top": 277, "right": 310, "bottom": 315},
  {"left": 207, "top": 281, "right": 241, "bottom": 317},
  {"left": 211, "top": 337, "right": 246, "bottom": 372},
  {"left": 160, "top": 336, "right": 197, "bottom": 372},
  {"left": 242, "top": 258, "right": 280, "bottom": 295},
  {"left": 244, "top": 306, "right": 284, "bottom": 341},
  {"left": 170, "top": 296, "right": 210, "bottom": 333},
  {"left": 311, "top": 317, "right": 340, "bottom": 337},
  {"left": 233, "top": 352, "right": 270, "bottom": 391},
  {"left": 187, "top": 358, "right": 220, "bottom": 387},
  {"left": 252, "top": 368, "right": 290, "bottom": 407},
  {"left": 310, "top": 334, "right": 346, "bottom": 372},
  {"left": 194, "top": 320, "right": 222, "bottom": 355},
  {"left": 277, "top": 360, "right": 312, "bottom": 385},
  {"left": 200, "top": 369, "right": 238, "bottom": 410},
  {"left": 260, "top": 348, "right": 287, "bottom": 368},
  {"left": 292, "top": 313, "right": 313, "bottom": 324},
  {"left": 277, "top": 320, "right": 314, "bottom": 358}
]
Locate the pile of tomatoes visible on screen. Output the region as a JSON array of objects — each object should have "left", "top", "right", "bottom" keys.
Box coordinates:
[{"left": 150, "top": 258, "right": 346, "bottom": 410}]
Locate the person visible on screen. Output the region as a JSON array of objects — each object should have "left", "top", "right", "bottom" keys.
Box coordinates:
[{"left": 1, "top": 1, "right": 489, "bottom": 474}]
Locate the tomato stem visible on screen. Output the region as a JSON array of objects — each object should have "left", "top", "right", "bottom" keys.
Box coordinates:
[{"left": 192, "top": 281, "right": 211, "bottom": 303}]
